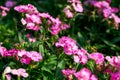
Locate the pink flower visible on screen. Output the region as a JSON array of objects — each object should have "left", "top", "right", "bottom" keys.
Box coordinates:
[
  {"left": 39, "top": 13, "right": 50, "bottom": 18},
  {"left": 26, "top": 51, "right": 42, "bottom": 62},
  {"left": 110, "top": 14, "right": 120, "bottom": 29},
  {"left": 90, "top": 74, "right": 98, "bottom": 80},
  {"left": 28, "top": 38, "right": 36, "bottom": 42},
  {"left": 88, "top": 52, "right": 104, "bottom": 64},
  {"left": 56, "top": 36, "right": 76, "bottom": 47},
  {"left": 74, "top": 68, "right": 91, "bottom": 80},
  {"left": 62, "top": 68, "right": 76, "bottom": 76},
  {"left": 50, "top": 23, "right": 61, "bottom": 35},
  {"left": 73, "top": 48, "right": 88, "bottom": 64},
  {"left": 56, "top": 36, "right": 78, "bottom": 55},
  {"left": 67, "top": 0, "right": 83, "bottom": 12},
  {"left": 0, "top": 46, "right": 7, "bottom": 56},
  {"left": 14, "top": 4, "right": 38, "bottom": 14},
  {"left": 61, "top": 23, "right": 70, "bottom": 30},
  {"left": 93, "top": 1, "right": 110, "bottom": 9},
  {"left": 21, "top": 18, "right": 27, "bottom": 25},
  {"left": 26, "top": 23, "right": 40, "bottom": 31},
  {"left": 62, "top": 68, "right": 76, "bottom": 80},
  {"left": 5, "top": 74, "right": 11, "bottom": 80},
  {"left": 11, "top": 68, "right": 28, "bottom": 78},
  {"left": 17, "top": 50, "right": 27, "bottom": 57},
  {"left": 64, "top": 42, "right": 78, "bottom": 55},
  {"left": 105, "top": 56, "right": 120, "bottom": 68},
  {"left": 0, "top": 6, "right": 10, "bottom": 17},
  {"left": 74, "top": 68, "right": 98, "bottom": 80},
  {"left": 63, "top": 6, "right": 74, "bottom": 18},
  {"left": 72, "top": 2, "right": 83, "bottom": 12}
]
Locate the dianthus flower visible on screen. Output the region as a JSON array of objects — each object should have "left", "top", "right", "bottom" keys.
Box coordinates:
[
  {"left": 11, "top": 68, "right": 28, "bottom": 78},
  {"left": 73, "top": 48, "right": 88, "bottom": 64},
  {"left": 0, "top": 46, "right": 7, "bottom": 56},
  {"left": 3, "top": 49, "right": 17, "bottom": 57},
  {"left": 20, "top": 55, "right": 32, "bottom": 64},
  {"left": 67, "top": 0, "right": 83, "bottom": 12},
  {"left": 110, "top": 14, "right": 120, "bottom": 30},
  {"left": 74, "top": 67, "right": 98, "bottom": 80},
  {"left": 14, "top": 4, "right": 38, "bottom": 14},
  {"left": 3, "top": 66, "right": 28, "bottom": 79},
  {"left": 26, "top": 51, "right": 42, "bottom": 62},
  {"left": 105, "top": 56, "right": 120, "bottom": 68},
  {"left": 0, "top": 6, "right": 10, "bottom": 17},
  {"left": 21, "top": 13, "right": 41, "bottom": 31},
  {"left": 19, "top": 50, "right": 42, "bottom": 64},
  {"left": 88, "top": 52, "right": 104, "bottom": 64},
  {"left": 56, "top": 36, "right": 78, "bottom": 55},
  {"left": 63, "top": 6, "right": 74, "bottom": 18},
  {"left": 110, "top": 72, "right": 120, "bottom": 80},
  {"left": 62, "top": 68, "right": 76, "bottom": 80}
]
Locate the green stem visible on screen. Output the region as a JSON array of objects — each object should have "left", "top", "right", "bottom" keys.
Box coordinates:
[
  {"left": 17, "top": 76, "right": 20, "bottom": 80},
  {"left": 2, "top": 73, "right": 5, "bottom": 80}
]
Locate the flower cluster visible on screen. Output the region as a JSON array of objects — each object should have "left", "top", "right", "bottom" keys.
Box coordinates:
[
  {"left": 105, "top": 56, "right": 120, "bottom": 69},
  {"left": 0, "top": 46, "right": 42, "bottom": 64},
  {"left": 62, "top": 67, "right": 98, "bottom": 80},
  {"left": 0, "top": 6, "right": 10, "bottom": 17},
  {"left": 14, "top": 4, "right": 70, "bottom": 35},
  {"left": 88, "top": 52, "right": 104, "bottom": 64},
  {"left": 56, "top": 36, "right": 88, "bottom": 64},
  {"left": 91, "top": 0, "right": 120, "bottom": 29},
  {"left": 63, "top": 0, "right": 83, "bottom": 18},
  {"left": 56, "top": 36, "right": 120, "bottom": 79}
]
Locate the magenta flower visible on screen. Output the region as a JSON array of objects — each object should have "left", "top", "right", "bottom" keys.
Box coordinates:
[
  {"left": 64, "top": 42, "right": 78, "bottom": 55},
  {"left": 62, "top": 68, "right": 76, "bottom": 76},
  {"left": 73, "top": 48, "right": 88, "bottom": 64},
  {"left": 3, "top": 49, "right": 17, "bottom": 57},
  {"left": 14, "top": 4, "right": 38, "bottom": 14},
  {"left": 90, "top": 74, "right": 98, "bottom": 80},
  {"left": 56, "top": 36, "right": 78, "bottom": 55},
  {"left": 110, "top": 72, "right": 120, "bottom": 80},
  {"left": 20, "top": 55, "right": 31, "bottom": 64},
  {"left": 56, "top": 36, "right": 76, "bottom": 48},
  {"left": 74, "top": 68, "right": 98, "bottom": 80},
  {"left": 62, "top": 68, "right": 76, "bottom": 80},
  {"left": 105, "top": 56, "right": 120, "bottom": 68},
  {"left": 88, "top": 52, "right": 104, "bottom": 64},
  {"left": 74, "top": 68, "right": 91, "bottom": 80}
]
